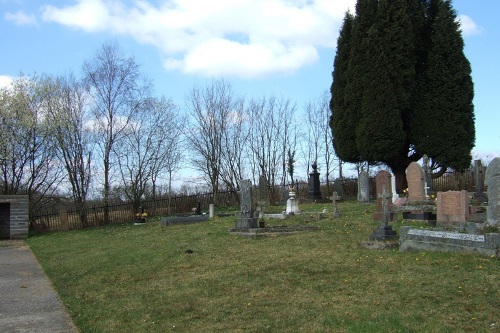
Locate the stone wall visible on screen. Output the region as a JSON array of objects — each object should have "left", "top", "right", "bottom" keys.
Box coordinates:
[{"left": 0, "top": 195, "right": 29, "bottom": 240}]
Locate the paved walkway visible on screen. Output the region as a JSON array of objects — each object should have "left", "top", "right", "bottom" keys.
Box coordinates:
[{"left": 0, "top": 241, "right": 78, "bottom": 333}]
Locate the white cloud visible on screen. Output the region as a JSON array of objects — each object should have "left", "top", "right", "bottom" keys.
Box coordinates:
[
  {"left": 41, "top": 0, "right": 356, "bottom": 78},
  {"left": 0, "top": 75, "right": 14, "bottom": 89},
  {"left": 5, "top": 10, "right": 38, "bottom": 26},
  {"left": 457, "top": 15, "right": 482, "bottom": 36}
]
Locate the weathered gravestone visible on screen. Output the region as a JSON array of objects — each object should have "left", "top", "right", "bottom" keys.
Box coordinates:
[
  {"left": 391, "top": 173, "right": 399, "bottom": 203},
  {"left": 373, "top": 170, "right": 397, "bottom": 222},
  {"left": 257, "top": 174, "right": 270, "bottom": 211},
  {"left": 308, "top": 162, "right": 322, "bottom": 200},
  {"left": 406, "top": 162, "right": 426, "bottom": 202},
  {"left": 332, "top": 191, "right": 341, "bottom": 218},
  {"left": 473, "top": 160, "right": 487, "bottom": 202},
  {"left": 235, "top": 179, "right": 258, "bottom": 229},
  {"left": 333, "top": 178, "right": 344, "bottom": 200},
  {"left": 403, "top": 162, "right": 436, "bottom": 222},
  {"left": 370, "top": 187, "right": 398, "bottom": 241},
  {"left": 486, "top": 157, "right": 500, "bottom": 226},
  {"left": 357, "top": 170, "right": 370, "bottom": 203},
  {"left": 436, "top": 190, "right": 469, "bottom": 224},
  {"left": 422, "top": 154, "right": 433, "bottom": 196}
]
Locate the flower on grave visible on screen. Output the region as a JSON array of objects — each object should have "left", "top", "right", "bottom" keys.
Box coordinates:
[
  {"left": 403, "top": 188, "right": 409, "bottom": 197},
  {"left": 136, "top": 212, "right": 148, "bottom": 218}
]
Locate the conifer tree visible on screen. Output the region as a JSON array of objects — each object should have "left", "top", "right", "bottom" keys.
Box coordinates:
[
  {"left": 411, "top": 0, "right": 475, "bottom": 173},
  {"left": 330, "top": 0, "right": 475, "bottom": 191}
]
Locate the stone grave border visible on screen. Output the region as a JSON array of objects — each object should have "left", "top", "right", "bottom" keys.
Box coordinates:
[
  {"left": 160, "top": 215, "right": 209, "bottom": 226},
  {"left": 399, "top": 226, "right": 500, "bottom": 257}
]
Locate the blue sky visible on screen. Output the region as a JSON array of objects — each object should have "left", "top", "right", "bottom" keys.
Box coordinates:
[{"left": 1, "top": 0, "right": 499, "bottom": 163}]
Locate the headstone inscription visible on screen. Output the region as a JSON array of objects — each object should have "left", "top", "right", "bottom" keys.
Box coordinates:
[
  {"left": 373, "top": 170, "right": 396, "bottom": 222},
  {"left": 486, "top": 157, "right": 500, "bottom": 226},
  {"left": 357, "top": 170, "right": 370, "bottom": 203},
  {"left": 406, "top": 162, "right": 426, "bottom": 202},
  {"left": 235, "top": 179, "right": 258, "bottom": 229},
  {"left": 436, "top": 190, "right": 469, "bottom": 224}
]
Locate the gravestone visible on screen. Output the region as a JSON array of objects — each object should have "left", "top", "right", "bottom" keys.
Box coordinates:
[
  {"left": 436, "top": 190, "right": 469, "bottom": 224},
  {"left": 235, "top": 179, "right": 258, "bottom": 229},
  {"left": 257, "top": 174, "right": 270, "bottom": 210},
  {"left": 373, "top": 170, "right": 396, "bottom": 222},
  {"left": 486, "top": 157, "right": 500, "bottom": 226},
  {"left": 333, "top": 178, "right": 344, "bottom": 200},
  {"left": 391, "top": 173, "right": 399, "bottom": 203},
  {"left": 406, "top": 162, "right": 426, "bottom": 202},
  {"left": 332, "top": 192, "right": 341, "bottom": 218},
  {"left": 473, "top": 160, "right": 487, "bottom": 202},
  {"left": 308, "top": 162, "right": 322, "bottom": 199},
  {"left": 357, "top": 171, "right": 370, "bottom": 203},
  {"left": 422, "top": 154, "right": 433, "bottom": 196},
  {"left": 370, "top": 187, "right": 398, "bottom": 241}
]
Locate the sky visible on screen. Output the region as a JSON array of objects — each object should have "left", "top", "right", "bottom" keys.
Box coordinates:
[{"left": 1, "top": 0, "right": 499, "bottom": 166}]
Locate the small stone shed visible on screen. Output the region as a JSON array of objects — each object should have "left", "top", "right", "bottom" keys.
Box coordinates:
[{"left": 0, "top": 195, "right": 29, "bottom": 240}]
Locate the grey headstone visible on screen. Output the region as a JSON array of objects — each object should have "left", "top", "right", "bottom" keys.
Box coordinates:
[
  {"left": 333, "top": 178, "right": 344, "bottom": 199},
  {"left": 258, "top": 174, "right": 270, "bottom": 209},
  {"left": 357, "top": 171, "right": 370, "bottom": 203},
  {"left": 474, "top": 160, "right": 487, "bottom": 202},
  {"left": 486, "top": 157, "right": 500, "bottom": 226},
  {"left": 332, "top": 191, "right": 341, "bottom": 217},
  {"left": 235, "top": 179, "right": 258, "bottom": 229}
]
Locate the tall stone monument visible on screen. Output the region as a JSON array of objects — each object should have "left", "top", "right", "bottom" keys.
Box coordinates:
[
  {"left": 308, "top": 162, "right": 322, "bottom": 200},
  {"left": 357, "top": 170, "right": 370, "bottom": 203},
  {"left": 235, "top": 179, "right": 258, "bottom": 229},
  {"left": 473, "top": 160, "right": 487, "bottom": 203},
  {"left": 486, "top": 157, "right": 500, "bottom": 226},
  {"left": 257, "top": 174, "right": 270, "bottom": 210}
]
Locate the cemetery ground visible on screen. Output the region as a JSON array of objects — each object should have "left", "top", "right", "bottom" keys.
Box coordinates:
[{"left": 27, "top": 201, "right": 499, "bottom": 333}]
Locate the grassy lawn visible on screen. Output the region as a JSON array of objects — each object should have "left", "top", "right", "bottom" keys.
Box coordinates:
[{"left": 27, "top": 201, "right": 499, "bottom": 333}]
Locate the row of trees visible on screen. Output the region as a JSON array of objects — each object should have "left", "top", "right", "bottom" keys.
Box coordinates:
[
  {"left": 330, "top": 0, "right": 475, "bottom": 191},
  {"left": 1, "top": 42, "right": 338, "bottom": 222}
]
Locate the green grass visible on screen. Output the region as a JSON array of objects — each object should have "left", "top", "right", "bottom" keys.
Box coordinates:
[{"left": 27, "top": 201, "right": 500, "bottom": 333}]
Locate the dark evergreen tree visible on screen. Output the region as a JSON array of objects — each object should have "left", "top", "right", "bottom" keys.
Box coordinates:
[
  {"left": 329, "top": 0, "right": 475, "bottom": 191},
  {"left": 411, "top": 0, "right": 475, "bottom": 173},
  {"left": 330, "top": 12, "right": 355, "bottom": 161}
]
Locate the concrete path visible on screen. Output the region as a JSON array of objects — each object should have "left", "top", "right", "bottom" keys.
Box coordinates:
[{"left": 0, "top": 241, "right": 78, "bottom": 333}]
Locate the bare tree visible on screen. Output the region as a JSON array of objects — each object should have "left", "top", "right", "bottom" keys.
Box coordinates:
[
  {"left": 247, "top": 95, "right": 296, "bottom": 200},
  {"left": 45, "top": 74, "right": 93, "bottom": 226},
  {"left": 304, "top": 90, "right": 339, "bottom": 191},
  {"left": 114, "top": 96, "right": 184, "bottom": 212},
  {"left": 0, "top": 74, "right": 64, "bottom": 217},
  {"left": 83, "top": 41, "right": 151, "bottom": 223},
  {"left": 185, "top": 79, "right": 246, "bottom": 204}
]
